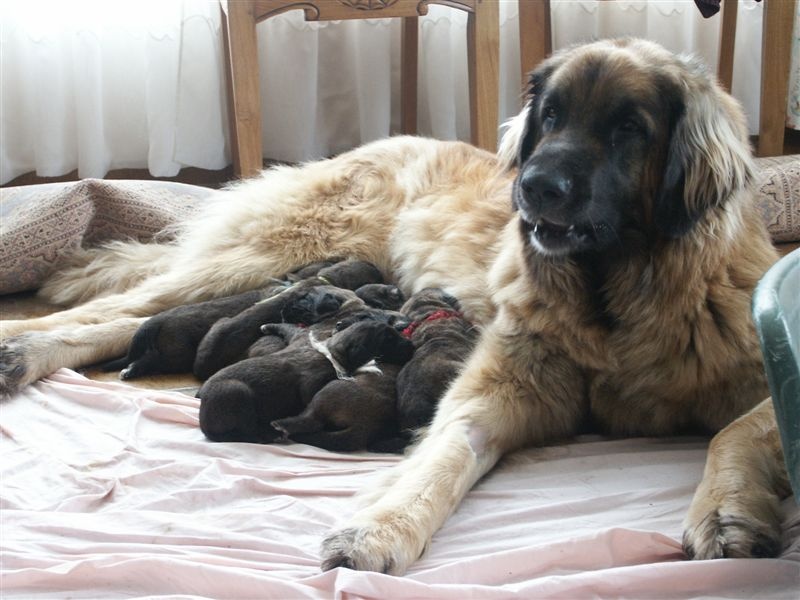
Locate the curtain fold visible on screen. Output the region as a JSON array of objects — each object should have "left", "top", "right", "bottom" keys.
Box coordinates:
[{"left": 0, "top": 0, "right": 788, "bottom": 185}]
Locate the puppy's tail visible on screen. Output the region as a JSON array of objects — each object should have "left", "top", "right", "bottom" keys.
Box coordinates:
[{"left": 38, "top": 239, "right": 178, "bottom": 305}]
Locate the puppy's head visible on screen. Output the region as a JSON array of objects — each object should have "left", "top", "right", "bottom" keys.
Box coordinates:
[
  {"left": 400, "top": 288, "right": 461, "bottom": 322},
  {"left": 499, "top": 38, "right": 753, "bottom": 257},
  {"left": 355, "top": 283, "right": 406, "bottom": 310},
  {"left": 334, "top": 308, "right": 411, "bottom": 333},
  {"left": 328, "top": 320, "right": 414, "bottom": 371},
  {"left": 316, "top": 259, "right": 384, "bottom": 290},
  {"left": 281, "top": 287, "right": 344, "bottom": 323}
]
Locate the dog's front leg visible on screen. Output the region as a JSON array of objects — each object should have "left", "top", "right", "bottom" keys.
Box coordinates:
[
  {"left": 320, "top": 320, "right": 586, "bottom": 575},
  {"left": 683, "top": 398, "right": 792, "bottom": 559}
]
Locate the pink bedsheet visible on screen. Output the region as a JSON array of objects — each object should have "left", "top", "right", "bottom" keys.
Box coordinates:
[{"left": 2, "top": 369, "right": 798, "bottom": 599}]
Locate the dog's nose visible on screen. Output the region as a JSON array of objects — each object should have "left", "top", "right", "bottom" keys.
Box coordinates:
[{"left": 519, "top": 167, "right": 573, "bottom": 206}]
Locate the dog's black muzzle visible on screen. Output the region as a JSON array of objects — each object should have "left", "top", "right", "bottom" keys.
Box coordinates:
[{"left": 514, "top": 144, "right": 601, "bottom": 256}]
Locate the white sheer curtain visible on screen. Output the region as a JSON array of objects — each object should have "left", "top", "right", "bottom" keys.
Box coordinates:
[{"left": 0, "top": 0, "right": 772, "bottom": 185}]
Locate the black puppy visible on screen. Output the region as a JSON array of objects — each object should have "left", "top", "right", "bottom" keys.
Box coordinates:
[
  {"left": 271, "top": 362, "right": 406, "bottom": 453},
  {"left": 193, "top": 259, "right": 384, "bottom": 379},
  {"left": 393, "top": 288, "right": 478, "bottom": 444},
  {"left": 101, "top": 288, "right": 274, "bottom": 380},
  {"left": 100, "top": 260, "right": 338, "bottom": 380},
  {"left": 275, "top": 289, "right": 475, "bottom": 453},
  {"left": 198, "top": 305, "right": 413, "bottom": 443},
  {"left": 354, "top": 284, "right": 405, "bottom": 310}
]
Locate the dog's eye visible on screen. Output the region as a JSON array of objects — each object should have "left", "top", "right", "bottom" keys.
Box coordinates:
[
  {"left": 617, "top": 118, "right": 642, "bottom": 134},
  {"left": 543, "top": 106, "right": 558, "bottom": 121}
]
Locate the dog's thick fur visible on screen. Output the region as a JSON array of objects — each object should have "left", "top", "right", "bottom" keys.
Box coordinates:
[{"left": 0, "top": 39, "right": 791, "bottom": 573}]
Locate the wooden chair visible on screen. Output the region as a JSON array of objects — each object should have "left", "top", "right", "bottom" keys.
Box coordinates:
[
  {"left": 221, "top": 0, "right": 500, "bottom": 178},
  {"left": 518, "top": 0, "right": 797, "bottom": 157}
]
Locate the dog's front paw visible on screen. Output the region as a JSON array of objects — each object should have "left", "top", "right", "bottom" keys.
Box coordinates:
[
  {"left": 321, "top": 520, "right": 428, "bottom": 575},
  {"left": 0, "top": 336, "right": 30, "bottom": 398},
  {"left": 683, "top": 494, "right": 782, "bottom": 559}
]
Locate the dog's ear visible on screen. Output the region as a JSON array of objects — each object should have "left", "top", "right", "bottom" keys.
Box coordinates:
[
  {"left": 654, "top": 60, "right": 754, "bottom": 238},
  {"left": 497, "top": 61, "right": 557, "bottom": 171}
]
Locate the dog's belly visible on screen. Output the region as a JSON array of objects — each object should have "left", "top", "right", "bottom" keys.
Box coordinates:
[{"left": 388, "top": 183, "right": 513, "bottom": 325}]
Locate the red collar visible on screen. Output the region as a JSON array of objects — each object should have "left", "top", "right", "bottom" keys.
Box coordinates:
[{"left": 402, "top": 309, "right": 463, "bottom": 339}]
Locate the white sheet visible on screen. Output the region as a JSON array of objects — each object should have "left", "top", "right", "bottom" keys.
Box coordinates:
[{"left": 1, "top": 369, "right": 798, "bottom": 599}]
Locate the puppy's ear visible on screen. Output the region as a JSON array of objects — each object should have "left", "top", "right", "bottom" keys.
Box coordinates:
[
  {"left": 440, "top": 291, "right": 462, "bottom": 311},
  {"left": 654, "top": 60, "right": 754, "bottom": 238},
  {"left": 497, "top": 62, "right": 557, "bottom": 171}
]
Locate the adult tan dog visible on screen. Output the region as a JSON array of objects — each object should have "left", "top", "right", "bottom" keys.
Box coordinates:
[{"left": 0, "top": 38, "right": 791, "bottom": 573}]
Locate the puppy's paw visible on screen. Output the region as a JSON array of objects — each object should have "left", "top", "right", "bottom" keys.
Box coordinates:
[
  {"left": 683, "top": 496, "right": 782, "bottom": 559},
  {"left": 320, "top": 521, "right": 427, "bottom": 575}
]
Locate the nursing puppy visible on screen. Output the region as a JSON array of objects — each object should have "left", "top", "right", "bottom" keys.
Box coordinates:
[
  {"left": 393, "top": 288, "right": 478, "bottom": 443},
  {"left": 271, "top": 321, "right": 415, "bottom": 452},
  {"left": 100, "top": 260, "right": 339, "bottom": 379},
  {"left": 272, "top": 364, "right": 406, "bottom": 453},
  {"left": 193, "top": 260, "right": 385, "bottom": 379},
  {"left": 198, "top": 305, "right": 412, "bottom": 443},
  {"left": 1, "top": 39, "right": 789, "bottom": 573},
  {"left": 100, "top": 288, "right": 274, "bottom": 380},
  {"left": 193, "top": 285, "right": 346, "bottom": 379},
  {"left": 354, "top": 284, "right": 406, "bottom": 310}
]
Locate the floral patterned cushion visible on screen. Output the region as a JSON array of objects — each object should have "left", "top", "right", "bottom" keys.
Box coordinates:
[
  {"left": 0, "top": 179, "right": 211, "bottom": 295},
  {"left": 755, "top": 155, "right": 800, "bottom": 244}
]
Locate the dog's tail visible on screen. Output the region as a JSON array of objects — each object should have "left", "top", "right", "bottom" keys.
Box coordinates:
[{"left": 38, "top": 239, "right": 178, "bottom": 306}]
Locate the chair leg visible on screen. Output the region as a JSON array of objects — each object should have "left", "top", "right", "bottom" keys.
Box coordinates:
[
  {"left": 467, "top": 0, "right": 499, "bottom": 152},
  {"left": 400, "top": 17, "right": 418, "bottom": 136},
  {"left": 518, "top": 0, "right": 551, "bottom": 83},
  {"left": 221, "top": 0, "right": 263, "bottom": 178},
  {"left": 758, "top": 0, "right": 795, "bottom": 157},
  {"left": 717, "top": 0, "right": 737, "bottom": 93}
]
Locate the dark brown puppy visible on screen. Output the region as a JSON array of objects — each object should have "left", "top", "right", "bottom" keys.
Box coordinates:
[
  {"left": 194, "top": 285, "right": 346, "bottom": 380},
  {"left": 285, "top": 259, "right": 342, "bottom": 283},
  {"left": 271, "top": 321, "right": 415, "bottom": 452},
  {"left": 334, "top": 307, "right": 411, "bottom": 333},
  {"left": 101, "top": 287, "right": 277, "bottom": 380},
  {"left": 100, "top": 260, "right": 339, "bottom": 380},
  {"left": 271, "top": 364, "right": 406, "bottom": 453},
  {"left": 198, "top": 302, "right": 413, "bottom": 443},
  {"left": 354, "top": 284, "right": 406, "bottom": 310},
  {"left": 193, "top": 260, "right": 385, "bottom": 379},
  {"left": 274, "top": 291, "right": 475, "bottom": 454},
  {"left": 393, "top": 288, "right": 478, "bottom": 443}
]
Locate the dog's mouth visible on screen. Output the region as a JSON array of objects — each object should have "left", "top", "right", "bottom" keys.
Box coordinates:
[{"left": 520, "top": 217, "right": 599, "bottom": 256}]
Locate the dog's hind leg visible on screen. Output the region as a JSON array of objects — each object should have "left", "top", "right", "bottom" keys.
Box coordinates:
[
  {"left": 683, "top": 398, "right": 791, "bottom": 559},
  {"left": 0, "top": 317, "right": 147, "bottom": 395},
  {"left": 0, "top": 259, "right": 308, "bottom": 395}
]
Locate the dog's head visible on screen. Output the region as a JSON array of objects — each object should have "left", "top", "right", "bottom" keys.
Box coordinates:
[{"left": 498, "top": 38, "right": 753, "bottom": 258}]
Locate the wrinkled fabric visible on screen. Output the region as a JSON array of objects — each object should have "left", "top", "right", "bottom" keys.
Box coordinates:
[{"left": 1, "top": 369, "right": 798, "bottom": 599}]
